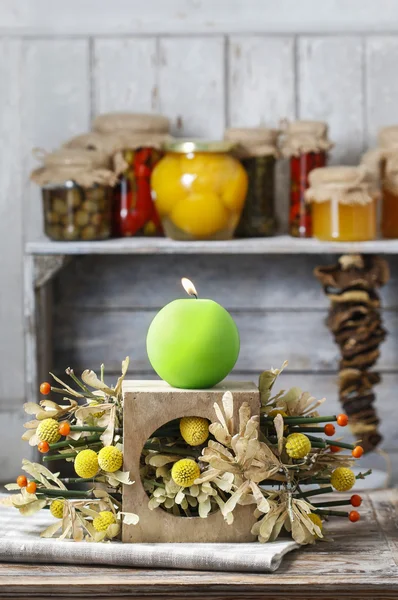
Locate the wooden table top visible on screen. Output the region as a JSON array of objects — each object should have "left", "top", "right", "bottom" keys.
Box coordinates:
[{"left": 0, "top": 489, "right": 397, "bottom": 600}]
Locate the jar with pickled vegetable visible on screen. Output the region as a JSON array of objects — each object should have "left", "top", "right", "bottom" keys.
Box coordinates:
[
  {"left": 305, "top": 166, "right": 378, "bottom": 242},
  {"left": 150, "top": 140, "right": 248, "bottom": 240},
  {"left": 92, "top": 113, "right": 170, "bottom": 237},
  {"left": 31, "top": 148, "right": 118, "bottom": 241},
  {"left": 281, "top": 121, "right": 332, "bottom": 238},
  {"left": 224, "top": 127, "right": 279, "bottom": 237}
]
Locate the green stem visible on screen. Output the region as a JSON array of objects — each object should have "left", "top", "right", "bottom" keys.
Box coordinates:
[
  {"left": 300, "top": 477, "right": 331, "bottom": 484},
  {"left": 313, "top": 509, "right": 349, "bottom": 517},
  {"left": 69, "top": 426, "right": 123, "bottom": 434},
  {"left": 295, "top": 486, "right": 333, "bottom": 499},
  {"left": 291, "top": 427, "right": 327, "bottom": 433},
  {"left": 304, "top": 435, "right": 355, "bottom": 450},
  {"left": 65, "top": 368, "right": 98, "bottom": 398},
  {"left": 59, "top": 477, "right": 104, "bottom": 484},
  {"left": 144, "top": 442, "right": 198, "bottom": 458},
  {"left": 100, "top": 363, "right": 105, "bottom": 383},
  {"left": 49, "top": 434, "right": 101, "bottom": 451},
  {"left": 42, "top": 444, "right": 102, "bottom": 462},
  {"left": 36, "top": 488, "right": 92, "bottom": 498},
  {"left": 309, "top": 441, "right": 327, "bottom": 448},
  {"left": 311, "top": 500, "right": 355, "bottom": 508},
  {"left": 262, "top": 415, "right": 338, "bottom": 425}
]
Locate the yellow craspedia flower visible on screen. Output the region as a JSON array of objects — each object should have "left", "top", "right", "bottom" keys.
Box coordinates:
[
  {"left": 285, "top": 433, "right": 311, "bottom": 459},
  {"left": 331, "top": 467, "right": 356, "bottom": 492},
  {"left": 268, "top": 409, "right": 288, "bottom": 419},
  {"left": 74, "top": 449, "right": 99, "bottom": 478},
  {"left": 308, "top": 513, "right": 323, "bottom": 530},
  {"left": 180, "top": 417, "right": 209, "bottom": 446},
  {"left": 93, "top": 511, "right": 116, "bottom": 532},
  {"left": 50, "top": 499, "right": 65, "bottom": 519},
  {"left": 98, "top": 446, "right": 123, "bottom": 473},
  {"left": 171, "top": 459, "right": 200, "bottom": 487},
  {"left": 37, "top": 418, "right": 61, "bottom": 444}
]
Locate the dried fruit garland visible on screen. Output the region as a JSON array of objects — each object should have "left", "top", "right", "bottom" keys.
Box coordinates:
[
  {"left": 1, "top": 359, "right": 368, "bottom": 545},
  {"left": 314, "top": 254, "right": 390, "bottom": 453}
]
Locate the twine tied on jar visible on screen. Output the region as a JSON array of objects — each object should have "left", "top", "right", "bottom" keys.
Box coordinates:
[
  {"left": 92, "top": 112, "right": 172, "bottom": 175},
  {"left": 224, "top": 127, "right": 279, "bottom": 158},
  {"left": 30, "top": 148, "right": 118, "bottom": 188},
  {"left": 280, "top": 120, "right": 333, "bottom": 157},
  {"left": 305, "top": 166, "right": 379, "bottom": 206}
]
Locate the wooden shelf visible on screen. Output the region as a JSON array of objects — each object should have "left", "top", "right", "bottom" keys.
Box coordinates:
[{"left": 25, "top": 236, "right": 398, "bottom": 255}]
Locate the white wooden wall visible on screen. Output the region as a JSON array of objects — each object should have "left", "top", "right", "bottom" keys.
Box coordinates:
[{"left": 2, "top": 0, "right": 398, "bottom": 479}]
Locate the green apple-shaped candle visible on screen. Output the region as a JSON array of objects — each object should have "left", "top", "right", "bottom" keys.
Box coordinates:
[{"left": 146, "top": 278, "right": 240, "bottom": 389}]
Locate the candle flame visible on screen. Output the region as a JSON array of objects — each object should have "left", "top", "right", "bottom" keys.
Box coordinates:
[{"left": 181, "top": 277, "right": 198, "bottom": 298}]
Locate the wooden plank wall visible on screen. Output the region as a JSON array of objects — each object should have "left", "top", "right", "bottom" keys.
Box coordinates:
[{"left": 3, "top": 0, "right": 398, "bottom": 479}]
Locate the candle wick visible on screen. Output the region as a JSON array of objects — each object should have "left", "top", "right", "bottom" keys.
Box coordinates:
[{"left": 192, "top": 293, "right": 198, "bottom": 299}]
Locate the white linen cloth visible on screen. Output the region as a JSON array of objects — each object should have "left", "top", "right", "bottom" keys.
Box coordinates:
[{"left": 0, "top": 503, "right": 299, "bottom": 572}]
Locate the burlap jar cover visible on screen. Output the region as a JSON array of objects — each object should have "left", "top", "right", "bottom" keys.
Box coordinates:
[
  {"left": 224, "top": 127, "right": 279, "bottom": 158},
  {"left": 305, "top": 166, "right": 378, "bottom": 206},
  {"left": 280, "top": 120, "right": 333, "bottom": 157},
  {"left": 361, "top": 125, "right": 398, "bottom": 182},
  {"left": 90, "top": 112, "right": 171, "bottom": 175},
  {"left": 30, "top": 148, "right": 118, "bottom": 188}
]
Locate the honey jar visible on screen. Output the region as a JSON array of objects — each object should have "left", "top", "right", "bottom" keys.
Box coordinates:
[
  {"left": 31, "top": 148, "right": 117, "bottom": 241},
  {"left": 151, "top": 140, "right": 248, "bottom": 241},
  {"left": 281, "top": 121, "right": 332, "bottom": 238},
  {"left": 305, "top": 166, "right": 378, "bottom": 242},
  {"left": 224, "top": 127, "right": 279, "bottom": 237}
]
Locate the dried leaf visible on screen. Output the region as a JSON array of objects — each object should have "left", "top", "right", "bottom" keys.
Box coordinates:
[
  {"left": 114, "top": 357, "right": 130, "bottom": 396},
  {"left": 274, "top": 414, "right": 285, "bottom": 455},
  {"left": 81, "top": 370, "right": 115, "bottom": 395},
  {"left": 40, "top": 521, "right": 63, "bottom": 538},
  {"left": 50, "top": 373, "right": 84, "bottom": 397},
  {"left": 4, "top": 484, "right": 21, "bottom": 491},
  {"left": 106, "top": 470, "right": 133, "bottom": 485},
  {"left": 120, "top": 511, "right": 139, "bottom": 525},
  {"left": 23, "top": 403, "right": 42, "bottom": 415},
  {"left": 18, "top": 499, "right": 47, "bottom": 516},
  {"left": 100, "top": 404, "right": 116, "bottom": 447}
]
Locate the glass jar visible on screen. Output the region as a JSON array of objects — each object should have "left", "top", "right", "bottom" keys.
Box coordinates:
[
  {"left": 224, "top": 128, "right": 279, "bottom": 237},
  {"left": 306, "top": 166, "right": 377, "bottom": 242},
  {"left": 381, "top": 154, "right": 398, "bottom": 238},
  {"left": 30, "top": 148, "right": 117, "bottom": 241},
  {"left": 92, "top": 113, "right": 170, "bottom": 237},
  {"left": 112, "top": 147, "right": 163, "bottom": 237},
  {"left": 42, "top": 183, "right": 113, "bottom": 241},
  {"left": 151, "top": 140, "right": 248, "bottom": 240},
  {"left": 281, "top": 121, "right": 332, "bottom": 238}
]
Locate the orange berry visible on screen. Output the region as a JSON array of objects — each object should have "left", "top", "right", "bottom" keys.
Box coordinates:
[
  {"left": 352, "top": 445, "right": 364, "bottom": 459},
  {"left": 38, "top": 441, "right": 50, "bottom": 454},
  {"left": 324, "top": 424, "right": 336, "bottom": 436},
  {"left": 59, "top": 422, "right": 71, "bottom": 436},
  {"left": 349, "top": 510, "right": 360, "bottom": 522},
  {"left": 337, "top": 414, "right": 349, "bottom": 427},
  {"left": 40, "top": 382, "right": 51, "bottom": 395},
  {"left": 351, "top": 494, "right": 362, "bottom": 507},
  {"left": 26, "top": 481, "right": 37, "bottom": 494},
  {"left": 16, "top": 475, "right": 27, "bottom": 488},
  {"left": 330, "top": 445, "right": 342, "bottom": 453}
]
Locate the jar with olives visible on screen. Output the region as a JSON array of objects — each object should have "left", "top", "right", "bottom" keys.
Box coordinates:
[
  {"left": 281, "top": 121, "right": 332, "bottom": 238},
  {"left": 30, "top": 148, "right": 117, "bottom": 241},
  {"left": 305, "top": 166, "right": 378, "bottom": 242},
  {"left": 150, "top": 140, "right": 248, "bottom": 241},
  {"left": 224, "top": 127, "right": 279, "bottom": 237},
  {"left": 92, "top": 113, "right": 171, "bottom": 237}
]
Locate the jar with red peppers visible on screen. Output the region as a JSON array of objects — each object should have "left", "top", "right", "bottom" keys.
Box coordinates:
[
  {"left": 90, "top": 113, "right": 171, "bottom": 237},
  {"left": 224, "top": 128, "right": 279, "bottom": 237},
  {"left": 281, "top": 121, "right": 333, "bottom": 238}
]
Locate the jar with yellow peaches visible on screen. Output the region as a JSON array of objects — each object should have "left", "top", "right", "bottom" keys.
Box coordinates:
[
  {"left": 305, "top": 166, "right": 378, "bottom": 242},
  {"left": 150, "top": 140, "right": 248, "bottom": 240}
]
